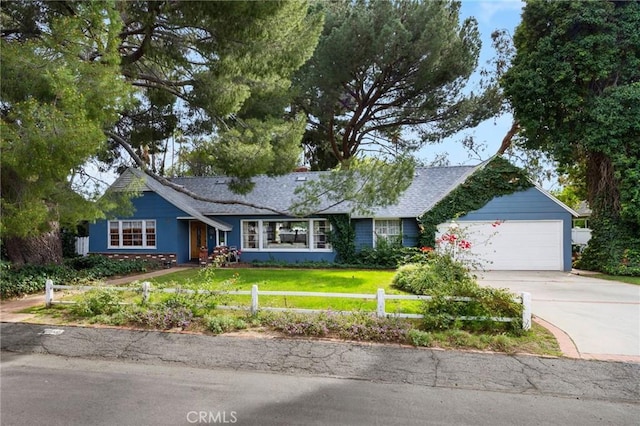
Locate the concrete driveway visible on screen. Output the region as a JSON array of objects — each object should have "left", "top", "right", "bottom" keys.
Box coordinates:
[{"left": 477, "top": 271, "right": 640, "bottom": 360}]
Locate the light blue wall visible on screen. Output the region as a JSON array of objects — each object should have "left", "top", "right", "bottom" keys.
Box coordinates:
[
  {"left": 89, "top": 192, "right": 192, "bottom": 263},
  {"left": 457, "top": 188, "right": 574, "bottom": 271}
]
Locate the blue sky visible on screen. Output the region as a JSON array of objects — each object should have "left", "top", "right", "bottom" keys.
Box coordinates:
[{"left": 417, "top": 0, "right": 525, "bottom": 166}]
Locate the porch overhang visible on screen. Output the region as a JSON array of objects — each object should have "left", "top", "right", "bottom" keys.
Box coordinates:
[{"left": 177, "top": 216, "right": 232, "bottom": 232}]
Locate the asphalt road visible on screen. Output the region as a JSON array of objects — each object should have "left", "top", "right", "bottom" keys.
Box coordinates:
[
  {"left": 477, "top": 271, "right": 640, "bottom": 358},
  {"left": 2, "top": 352, "right": 638, "bottom": 426},
  {"left": 1, "top": 323, "right": 639, "bottom": 425}
]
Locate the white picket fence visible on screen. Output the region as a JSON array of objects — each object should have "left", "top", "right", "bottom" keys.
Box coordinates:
[
  {"left": 75, "top": 237, "right": 90, "bottom": 256},
  {"left": 44, "top": 280, "right": 532, "bottom": 330}
]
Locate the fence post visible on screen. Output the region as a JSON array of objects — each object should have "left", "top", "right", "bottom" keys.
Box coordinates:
[
  {"left": 45, "top": 279, "right": 54, "bottom": 308},
  {"left": 142, "top": 281, "right": 150, "bottom": 304},
  {"left": 251, "top": 284, "right": 259, "bottom": 315},
  {"left": 521, "top": 292, "right": 532, "bottom": 330},
  {"left": 376, "top": 288, "right": 386, "bottom": 318}
]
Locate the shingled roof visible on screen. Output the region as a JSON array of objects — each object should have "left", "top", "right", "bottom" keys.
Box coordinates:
[{"left": 113, "top": 164, "right": 481, "bottom": 219}]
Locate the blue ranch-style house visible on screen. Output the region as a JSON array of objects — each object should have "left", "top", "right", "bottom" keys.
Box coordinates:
[{"left": 89, "top": 162, "right": 578, "bottom": 271}]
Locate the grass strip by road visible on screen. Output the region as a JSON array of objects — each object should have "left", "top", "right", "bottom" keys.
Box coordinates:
[{"left": 590, "top": 274, "right": 640, "bottom": 286}]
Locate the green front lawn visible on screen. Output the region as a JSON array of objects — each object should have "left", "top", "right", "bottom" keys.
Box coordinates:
[{"left": 144, "top": 267, "right": 419, "bottom": 313}]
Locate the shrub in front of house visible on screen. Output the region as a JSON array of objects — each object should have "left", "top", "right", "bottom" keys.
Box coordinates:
[
  {"left": 392, "top": 253, "right": 474, "bottom": 294},
  {"left": 420, "top": 283, "right": 523, "bottom": 333},
  {"left": 0, "top": 256, "right": 156, "bottom": 299},
  {"left": 70, "top": 288, "right": 124, "bottom": 317},
  {"left": 392, "top": 251, "right": 522, "bottom": 333}
]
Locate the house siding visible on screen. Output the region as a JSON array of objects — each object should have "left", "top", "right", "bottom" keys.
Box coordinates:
[
  {"left": 402, "top": 218, "right": 420, "bottom": 247},
  {"left": 90, "top": 173, "right": 573, "bottom": 269},
  {"left": 353, "top": 218, "right": 420, "bottom": 250},
  {"left": 89, "top": 192, "right": 192, "bottom": 263},
  {"left": 457, "top": 188, "right": 573, "bottom": 270},
  {"left": 353, "top": 219, "right": 374, "bottom": 249}
]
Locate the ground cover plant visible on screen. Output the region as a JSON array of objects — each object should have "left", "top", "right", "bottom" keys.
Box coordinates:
[{"left": 0, "top": 256, "right": 158, "bottom": 299}]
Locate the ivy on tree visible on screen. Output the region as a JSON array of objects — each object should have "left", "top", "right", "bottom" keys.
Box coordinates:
[{"left": 501, "top": 0, "right": 640, "bottom": 275}]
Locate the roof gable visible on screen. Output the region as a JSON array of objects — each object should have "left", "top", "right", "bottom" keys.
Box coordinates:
[{"left": 112, "top": 169, "right": 232, "bottom": 231}]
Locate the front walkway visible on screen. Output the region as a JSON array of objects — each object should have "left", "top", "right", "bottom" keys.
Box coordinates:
[{"left": 0, "top": 267, "right": 190, "bottom": 323}]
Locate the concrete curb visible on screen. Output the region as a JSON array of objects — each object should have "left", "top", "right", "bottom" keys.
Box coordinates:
[
  {"left": 532, "top": 315, "right": 640, "bottom": 363},
  {"left": 533, "top": 315, "right": 581, "bottom": 358}
]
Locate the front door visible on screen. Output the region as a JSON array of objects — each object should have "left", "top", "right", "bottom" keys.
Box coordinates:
[{"left": 190, "top": 222, "right": 208, "bottom": 259}]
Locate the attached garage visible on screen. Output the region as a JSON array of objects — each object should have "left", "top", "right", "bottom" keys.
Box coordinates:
[
  {"left": 438, "top": 220, "right": 565, "bottom": 271},
  {"left": 451, "top": 188, "right": 578, "bottom": 271}
]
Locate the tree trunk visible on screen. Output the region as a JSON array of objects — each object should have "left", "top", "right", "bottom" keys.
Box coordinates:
[
  {"left": 586, "top": 152, "right": 620, "bottom": 215},
  {"left": 4, "top": 222, "right": 64, "bottom": 266},
  {"left": 496, "top": 121, "right": 520, "bottom": 155}
]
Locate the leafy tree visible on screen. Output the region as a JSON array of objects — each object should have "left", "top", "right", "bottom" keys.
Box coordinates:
[
  {"left": 1, "top": 2, "right": 131, "bottom": 264},
  {"left": 292, "top": 0, "right": 501, "bottom": 168},
  {"left": 1, "top": 0, "right": 323, "bottom": 264},
  {"left": 502, "top": 0, "right": 640, "bottom": 274}
]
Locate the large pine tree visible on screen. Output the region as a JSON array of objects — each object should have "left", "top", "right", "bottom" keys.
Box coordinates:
[{"left": 1, "top": 1, "right": 323, "bottom": 264}]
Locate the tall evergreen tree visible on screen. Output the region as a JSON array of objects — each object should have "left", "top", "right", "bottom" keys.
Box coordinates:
[
  {"left": 502, "top": 0, "right": 640, "bottom": 274},
  {"left": 291, "top": 0, "right": 501, "bottom": 169},
  {"left": 1, "top": 0, "right": 323, "bottom": 264},
  {"left": 1, "top": 2, "right": 131, "bottom": 264}
]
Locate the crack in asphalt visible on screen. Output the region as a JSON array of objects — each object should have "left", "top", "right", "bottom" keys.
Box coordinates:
[{"left": 2, "top": 323, "right": 639, "bottom": 403}]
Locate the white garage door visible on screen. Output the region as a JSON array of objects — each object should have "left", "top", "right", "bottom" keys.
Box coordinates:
[{"left": 437, "top": 220, "right": 564, "bottom": 271}]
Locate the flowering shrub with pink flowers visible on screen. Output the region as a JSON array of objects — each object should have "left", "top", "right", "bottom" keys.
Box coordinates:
[{"left": 393, "top": 220, "right": 522, "bottom": 332}]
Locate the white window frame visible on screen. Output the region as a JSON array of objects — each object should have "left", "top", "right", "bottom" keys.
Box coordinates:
[
  {"left": 240, "top": 219, "right": 332, "bottom": 252},
  {"left": 108, "top": 220, "right": 157, "bottom": 249},
  {"left": 373, "top": 218, "right": 402, "bottom": 247}
]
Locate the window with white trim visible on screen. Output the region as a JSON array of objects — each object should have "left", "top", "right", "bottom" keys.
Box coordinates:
[
  {"left": 242, "top": 221, "right": 258, "bottom": 249},
  {"left": 241, "top": 219, "right": 331, "bottom": 251},
  {"left": 374, "top": 219, "right": 402, "bottom": 246},
  {"left": 108, "top": 220, "right": 156, "bottom": 248}
]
